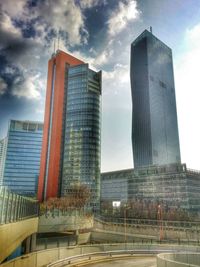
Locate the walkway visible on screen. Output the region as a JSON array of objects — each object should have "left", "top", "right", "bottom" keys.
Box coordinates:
[
  {"left": 0, "top": 186, "right": 39, "bottom": 263},
  {"left": 84, "top": 257, "right": 156, "bottom": 267}
]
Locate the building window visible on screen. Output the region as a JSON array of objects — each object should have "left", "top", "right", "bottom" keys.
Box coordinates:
[
  {"left": 150, "top": 75, "right": 154, "bottom": 81},
  {"left": 23, "top": 123, "right": 28, "bottom": 131},
  {"left": 28, "top": 124, "right": 36, "bottom": 131},
  {"left": 159, "top": 80, "right": 166, "bottom": 88},
  {"left": 153, "top": 149, "right": 158, "bottom": 157}
]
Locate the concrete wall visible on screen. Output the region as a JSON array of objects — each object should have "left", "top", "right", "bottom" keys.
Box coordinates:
[
  {"left": 78, "top": 232, "right": 91, "bottom": 244},
  {"left": 36, "top": 232, "right": 91, "bottom": 250},
  {"left": 0, "top": 245, "right": 116, "bottom": 267},
  {"left": 91, "top": 230, "right": 156, "bottom": 243},
  {"left": 39, "top": 213, "right": 93, "bottom": 232},
  {"left": 0, "top": 218, "right": 38, "bottom": 263},
  {"left": 157, "top": 253, "right": 200, "bottom": 267}
]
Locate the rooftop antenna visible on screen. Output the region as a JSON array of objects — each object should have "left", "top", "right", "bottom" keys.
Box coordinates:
[
  {"left": 57, "top": 29, "right": 60, "bottom": 51},
  {"left": 51, "top": 37, "right": 56, "bottom": 57},
  {"left": 150, "top": 26, "right": 153, "bottom": 33},
  {"left": 53, "top": 38, "right": 56, "bottom": 54}
]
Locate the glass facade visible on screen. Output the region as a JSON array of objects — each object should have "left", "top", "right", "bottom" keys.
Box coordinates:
[
  {"left": 38, "top": 50, "right": 85, "bottom": 202},
  {"left": 0, "top": 138, "right": 7, "bottom": 185},
  {"left": 3, "top": 120, "right": 43, "bottom": 196},
  {"left": 61, "top": 64, "right": 102, "bottom": 210},
  {"left": 0, "top": 186, "right": 38, "bottom": 224},
  {"left": 101, "top": 164, "right": 200, "bottom": 213},
  {"left": 130, "top": 30, "right": 181, "bottom": 168}
]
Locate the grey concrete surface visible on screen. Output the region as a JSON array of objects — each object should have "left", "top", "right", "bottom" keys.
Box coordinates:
[
  {"left": 83, "top": 257, "right": 156, "bottom": 267},
  {"left": 1, "top": 243, "right": 200, "bottom": 267},
  {"left": 157, "top": 253, "right": 200, "bottom": 267}
]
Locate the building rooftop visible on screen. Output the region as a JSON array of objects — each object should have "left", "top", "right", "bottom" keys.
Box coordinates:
[
  {"left": 101, "top": 163, "right": 200, "bottom": 177},
  {"left": 131, "top": 29, "right": 171, "bottom": 51},
  {"left": 9, "top": 119, "right": 44, "bottom": 132}
]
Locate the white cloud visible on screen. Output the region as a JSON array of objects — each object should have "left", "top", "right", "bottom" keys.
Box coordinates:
[
  {"left": 0, "top": 77, "right": 8, "bottom": 95},
  {"left": 0, "top": 0, "right": 26, "bottom": 17},
  {"left": 12, "top": 72, "right": 45, "bottom": 100},
  {"left": 103, "top": 64, "right": 129, "bottom": 89},
  {"left": 186, "top": 24, "right": 200, "bottom": 48},
  {"left": 107, "top": 0, "right": 140, "bottom": 37},
  {"left": 95, "top": 49, "right": 114, "bottom": 66},
  {"left": 79, "top": 0, "right": 107, "bottom": 9},
  {"left": 0, "top": 11, "right": 22, "bottom": 49},
  {"left": 175, "top": 23, "right": 200, "bottom": 170},
  {"left": 0, "top": 12, "right": 20, "bottom": 36},
  {"left": 3, "top": 66, "right": 16, "bottom": 75},
  {"left": 1, "top": 0, "right": 88, "bottom": 47},
  {"left": 34, "top": 0, "right": 87, "bottom": 46},
  {"left": 80, "top": 48, "right": 114, "bottom": 69}
]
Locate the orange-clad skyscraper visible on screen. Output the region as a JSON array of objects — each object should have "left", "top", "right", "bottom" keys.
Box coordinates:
[
  {"left": 38, "top": 50, "right": 84, "bottom": 201},
  {"left": 38, "top": 50, "right": 102, "bottom": 211}
]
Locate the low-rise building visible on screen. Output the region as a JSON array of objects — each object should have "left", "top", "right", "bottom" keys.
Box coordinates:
[{"left": 101, "top": 163, "right": 200, "bottom": 217}]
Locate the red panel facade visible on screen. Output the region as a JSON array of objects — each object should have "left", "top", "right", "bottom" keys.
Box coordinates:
[{"left": 38, "top": 51, "right": 84, "bottom": 202}]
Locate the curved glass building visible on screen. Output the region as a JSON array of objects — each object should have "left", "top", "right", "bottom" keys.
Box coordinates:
[{"left": 61, "top": 64, "right": 101, "bottom": 210}]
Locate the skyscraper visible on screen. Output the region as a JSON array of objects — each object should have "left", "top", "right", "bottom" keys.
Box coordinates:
[
  {"left": 2, "top": 120, "right": 43, "bottom": 196},
  {"left": 38, "top": 50, "right": 101, "bottom": 210},
  {"left": 61, "top": 64, "right": 101, "bottom": 209},
  {"left": 130, "top": 30, "right": 181, "bottom": 168},
  {"left": 38, "top": 50, "right": 84, "bottom": 201}
]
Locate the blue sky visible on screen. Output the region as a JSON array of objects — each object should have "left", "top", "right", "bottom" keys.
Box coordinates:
[{"left": 0, "top": 0, "right": 200, "bottom": 171}]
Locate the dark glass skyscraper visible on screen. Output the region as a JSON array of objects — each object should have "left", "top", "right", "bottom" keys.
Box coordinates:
[{"left": 130, "top": 30, "right": 181, "bottom": 168}]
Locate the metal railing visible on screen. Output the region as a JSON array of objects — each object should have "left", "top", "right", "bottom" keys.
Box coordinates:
[
  {"left": 94, "top": 215, "right": 200, "bottom": 245},
  {"left": 47, "top": 244, "right": 200, "bottom": 267},
  {"left": 0, "top": 186, "right": 39, "bottom": 224},
  {"left": 96, "top": 215, "right": 200, "bottom": 229},
  {"left": 1, "top": 243, "right": 200, "bottom": 267},
  {"left": 47, "top": 250, "right": 158, "bottom": 267}
]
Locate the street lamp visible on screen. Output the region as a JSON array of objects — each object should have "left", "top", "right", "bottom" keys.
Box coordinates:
[
  {"left": 157, "top": 204, "right": 163, "bottom": 241},
  {"left": 112, "top": 201, "right": 121, "bottom": 216},
  {"left": 112, "top": 201, "right": 121, "bottom": 232},
  {"left": 124, "top": 204, "right": 131, "bottom": 244}
]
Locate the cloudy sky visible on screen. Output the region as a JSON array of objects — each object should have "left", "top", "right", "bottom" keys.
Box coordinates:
[{"left": 0, "top": 0, "right": 200, "bottom": 171}]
